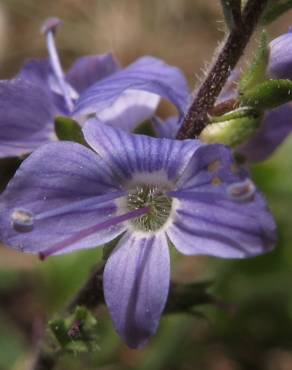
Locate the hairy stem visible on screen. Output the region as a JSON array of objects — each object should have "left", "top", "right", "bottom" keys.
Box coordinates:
[
  {"left": 221, "top": 0, "right": 242, "bottom": 29},
  {"left": 176, "top": 0, "right": 269, "bottom": 139}
]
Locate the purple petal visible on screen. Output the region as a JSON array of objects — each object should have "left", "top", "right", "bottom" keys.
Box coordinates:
[
  {"left": 17, "top": 58, "right": 52, "bottom": 88},
  {"left": 104, "top": 232, "right": 170, "bottom": 348},
  {"left": 167, "top": 145, "right": 277, "bottom": 258},
  {"left": 83, "top": 120, "right": 200, "bottom": 181},
  {"left": 73, "top": 56, "right": 189, "bottom": 122},
  {"left": 0, "top": 141, "right": 125, "bottom": 254},
  {"left": 0, "top": 78, "right": 56, "bottom": 158},
  {"left": 96, "top": 89, "right": 160, "bottom": 131},
  {"left": 152, "top": 116, "right": 180, "bottom": 138},
  {"left": 66, "top": 53, "right": 120, "bottom": 94},
  {"left": 18, "top": 58, "right": 75, "bottom": 115},
  {"left": 239, "top": 103, "right": 292, "bottom": 161},
  {"left": 216, "top": 68, "right": 240, "bottom": 103},
  {"left": 267, "top": 28, "right": 292, "bottom": 80}
]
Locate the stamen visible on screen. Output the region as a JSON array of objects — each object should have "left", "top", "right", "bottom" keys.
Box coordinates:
[
  {"left": 169, "top": 179, "right": 256, "bottom": 203},
  {"left": 39, "top": 207, "right": 149, "bottom": 260},
  {"left": 35, "top": 191, "right": 125, "bottom": 221},
  {"left": 11, "top": 209, "right": 34, "bottom": 233},
  {"left": 168, "top": 190, "right": 219, "bottom": 202},
  {"left": 11, "top": 191, "right": 125, "bottom": 232},
  {"left": 227, "top": 179, "right": 256, "bottom": 202},
  {"left": 41, "top": 17, "right": 74, "bottom": 112}
]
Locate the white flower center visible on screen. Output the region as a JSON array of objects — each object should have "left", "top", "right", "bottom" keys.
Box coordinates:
[{"left": 126, "top": 184, "right": 173, "bottom": 232}]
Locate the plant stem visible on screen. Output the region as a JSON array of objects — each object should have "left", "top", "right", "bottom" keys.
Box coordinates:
[
  {"left": 67, "top": 263, "right": 105, "bottom": 311},
  {"left": 176, "top": 0, "right": 269, "bottom": 139},
  {"left": 220, "top": 0, "right": 242, "bottom": 30}
]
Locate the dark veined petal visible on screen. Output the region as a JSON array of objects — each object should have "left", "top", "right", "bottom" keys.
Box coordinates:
[
  {"left": 83, "top": 120, "right": 200, "bottom": 181},
  {"left": 0, "top": 78, "right": 56, "bottom": 158},
  {"left": 167, "top": 144, "right": 277, "bottom": 258},
  {"left": 239, "top": 103, "right": 292, "bottom": 161},
  {"left": 0, "top": 141, "right": 125, "bottom": 254},
  {"left": 73, "top": 56, "right": 189, "bottom": 122},
  {"left": 103, "top": 232, "right": 170, "bottom": 348},
  {"left": 66, "top": 53, "right": 120, "bottom": 94}
]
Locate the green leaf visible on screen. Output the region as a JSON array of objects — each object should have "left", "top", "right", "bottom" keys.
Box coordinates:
[
  {"left": 261, "top": 0, "right": 292, "bottom": 25},
  {"left": 240, "top": 79, "right": 292, "bottom": 110},
  {"left": 239, "top": 31, "right": 269, "bottom": 93},
  {"left": 220, "top": 0, "right": 242, "bottom": 30},
  {"left": 54, "top": 116, "right": 87, "bottom": 145},
  {"left": 200, "top": 107, "right": 261, "bottom": 147}
]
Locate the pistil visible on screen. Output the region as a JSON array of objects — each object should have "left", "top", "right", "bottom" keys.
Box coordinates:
[
  {"left": 127, "top": 184, "right": 172, "bottom": 232},
  {"left": 39, "top": 206, "right": 150, "bottom": 260}
]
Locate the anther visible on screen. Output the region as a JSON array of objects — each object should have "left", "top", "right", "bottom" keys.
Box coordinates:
[
  {"left": 41, "top": 17, "right": 74, "bottom": 112},
  {"left": 227, "top": 178, "right": 256, "bottom": 202},
  {"left": 11, "top": 208, "right": 34, "bottom": 233},
  {"left": 41, "top": 17, "right": 62, "bottom": 35}
]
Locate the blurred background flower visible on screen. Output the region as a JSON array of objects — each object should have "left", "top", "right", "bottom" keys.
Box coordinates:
[{"left": 1, "top": 1, "right": 292, "bottom": 370}]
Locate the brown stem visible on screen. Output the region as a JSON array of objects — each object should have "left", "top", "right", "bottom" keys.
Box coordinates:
[
  {"left": 31, "top": 352, "right": 57, "bottom": 370},
  {"left": 67, "top": 263, "right": 105, "bottom": 311},
  {"left": 176, "top": 0, "right": 269, "bottom": 139},
  {"left": 226, "top": 0, "right": 242, "bottom": 27}
]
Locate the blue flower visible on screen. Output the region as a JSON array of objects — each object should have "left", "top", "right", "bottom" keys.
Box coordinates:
[
  {"left": 0, "top": 17, "right": 188, "bottom": 158},
  {"left": 0, "top": 122, "right": 276, "bottom": 347}
]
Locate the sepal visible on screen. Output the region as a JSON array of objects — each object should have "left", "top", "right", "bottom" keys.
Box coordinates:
[
  {"left": 54, "top": 116, "right": 87, "bottom": 145},
  {"left": 49, "top": 306, "right": 99, "bottom": 354},
  {"left": 239, "top": 31, "right": 269, "bottom": 93},
  {"left": 133, "top": 119, "right": 157, "bottom": 137},
  {"left": 240, "top": 79, "right": 292, "bottom": 110}
]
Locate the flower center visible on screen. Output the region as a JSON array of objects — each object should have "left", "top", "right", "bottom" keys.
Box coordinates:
[{"left": 126, "top": 184, "right": 172, "bottom": 232}]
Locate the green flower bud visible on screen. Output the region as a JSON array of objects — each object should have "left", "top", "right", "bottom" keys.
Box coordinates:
[{"left": 200, "top": 108, "right": 261, "bottom": 147}]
